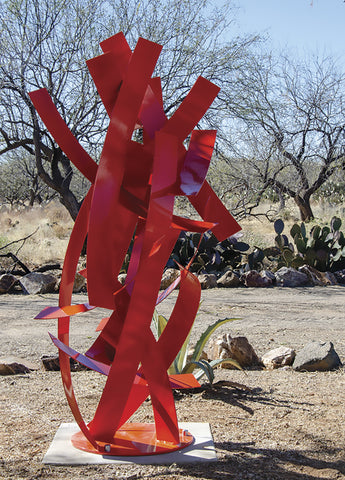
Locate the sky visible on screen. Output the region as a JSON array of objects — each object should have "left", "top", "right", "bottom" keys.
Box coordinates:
[{"left": 228, "top": 0, "right": 345, "bottom": 67}]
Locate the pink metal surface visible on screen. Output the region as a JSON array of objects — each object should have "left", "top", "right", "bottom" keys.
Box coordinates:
[{"left": 31, "top": 32, "right": 241, "bottom": 456}]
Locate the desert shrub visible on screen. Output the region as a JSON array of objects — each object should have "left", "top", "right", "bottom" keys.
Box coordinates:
[
  {"left": 167, "top": 231, "right": 249, "bottom": 274},
  {"left": 251, "top": 217, "right": 345, "bottom": 272}
]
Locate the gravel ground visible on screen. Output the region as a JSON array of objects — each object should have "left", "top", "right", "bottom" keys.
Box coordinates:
[{"left": 0, "top": 286, "right": 344, "bottom": 480}]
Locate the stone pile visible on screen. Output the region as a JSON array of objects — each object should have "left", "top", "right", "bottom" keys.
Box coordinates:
[
  {"left": 207, "top": 335, "right": 343, "bottom": 373},
  {"left": 0, "top": 269, "right": 86, "bottom": 294},
  {"left": 1, "top": 265, "right": 345, "bottom": 294},
  {"left": 162, "top": 266, "right": 344, "bottom": 290},
  {"left": 0, "top": 337, "right": 342, "bottom": 376}
]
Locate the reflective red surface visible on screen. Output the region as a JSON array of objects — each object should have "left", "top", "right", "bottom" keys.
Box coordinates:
[{"left": 31, "top": 32, "right": 241, "bottom": 456}]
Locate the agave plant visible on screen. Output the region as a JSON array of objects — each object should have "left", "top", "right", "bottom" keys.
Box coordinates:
[{"left": 152, "top": 310, "right": 241, "bottom": 384}]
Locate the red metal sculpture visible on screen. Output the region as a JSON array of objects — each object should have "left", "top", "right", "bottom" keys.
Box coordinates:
[{"left": 31, "top": 33, "right": 240, "bottom": 456}]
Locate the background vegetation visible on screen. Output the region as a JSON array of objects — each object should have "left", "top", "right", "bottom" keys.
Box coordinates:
[
  {"left": 1, "top": 0, "right": 345, "bottom": 244},
  {"left": 1, "top": 200, "right": 344, "bottom": 269}
]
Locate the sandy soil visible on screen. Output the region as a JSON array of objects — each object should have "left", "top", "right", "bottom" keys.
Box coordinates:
[{"left": 0, "top": 286, "right": 344, "bottom": 480}]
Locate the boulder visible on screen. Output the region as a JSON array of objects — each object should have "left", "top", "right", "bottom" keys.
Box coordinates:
[
  {"left": 41, "top": 355, "right": 89, "bottom": 372},
  {"left": 0, "top": 357, "right": 38, "bottom": 375},
  {"left": 261, "top": 270, "right": 276, "bottom": 284},
  {"left": 0, "top": 273, "right": 18, "bottom": 293},
  {"left": 19, "top": 272, "right": 57, "bottom": 294},
  {"left": 208, "top": 333, "right": 261, "bottom": 369},
  {"left": 261, "top": 346, "right": 296, "bottom": 370},
  {"left": 118, "top": 273, "right": 127, "bottom": 286},
  {"left": 160, "top": 268, "right": 180, "bottom": 290},
  {"left": 275, "top": 267, "right": 309, "bottom": 287},
  {"left": 73, "top": 272, "right": 86, "bottom": 293},
  {"left": 41, "top": 355, "right": 60, "bottom": 371},
  {"left": 298, "top": 265, "right": 337, "bottom": 286},
  {"left": 186, "top": 347, "right": 208, "bottom": 363},
  {"left": 334, "top": 269, "right": 345, "bottom": 284},
  {"left": 217, "top": 270, "right": 242, "bottom": 288},
  {"left": 242, "top": 270, "right": 273, "bottom": 287},
  {"left": 293, "top": 341, "right": 342, "bottom": 372},
  {"left": 197, "top": 273, "right": 217, "bottom": 289}
]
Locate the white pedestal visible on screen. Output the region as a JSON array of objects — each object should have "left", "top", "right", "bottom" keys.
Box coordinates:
[{"left": 43, "top": 422, "right": 217, "bottom": 465}]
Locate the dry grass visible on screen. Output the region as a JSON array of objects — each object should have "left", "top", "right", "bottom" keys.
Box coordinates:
[
  {"left": 1, "top": 199, "right": 344, "bottom": 268},
  {"left": 0, "top": 202, "right": 73, "bottom": 268}
]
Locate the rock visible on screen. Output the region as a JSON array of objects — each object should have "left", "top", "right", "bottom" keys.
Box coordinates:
[
  {"left": 118, "top": 273, "right": 127, "bottom": 285},
  {"left": 242, "top": 270, "right": 273, "bottom": 287},
  {"left": 41, "top": 355, "right": 60, "bottom": 371},
  {"left": 217, "top": 270, "right": 242, "bottom": 288},
  {"left": 186, "top": 347, "right": 208, "bottom": 363},
  {"left": 293, "top": 341, "right": 342, "bottom": 372},
  {"left": 197, "top": 273, "right": 217, "bottom": 289},
  {"left": 298, "top": 265, "right": 337, "bottom": 286},
  {"left": 73, "top": 272, "right": 86, "bottom": 292},
  {"left": 333, "top": 269, "right": 345, "bottom": 284},
  {"left": 261, "top": 346, "right": 296, "bottom": 370},
  {"left": 160, "top": 268, "right": 180, "bottom": 290},
  {"left": 0, "top": 363, "right": 30, "bottom": 375},
  {"left": 261, "top": 269, "right": 276, "bottom": 284},
  {"left": 208, "top": 333, "right": 261, "bottom": 369},
  {"left": 0, "top": 357, "right": 37, "bottom": 375},
  {"left": 275, "top": 267, "right": 309, "bottom": 287},
  {"left": 0, "top": 273, "right": 18, "bottom": 293},
  {"left": 19, "top": 272, "right": 57, "bottom": 294},
  {"left": 41, "top": 355, "right": 89, "bottom": 372}
]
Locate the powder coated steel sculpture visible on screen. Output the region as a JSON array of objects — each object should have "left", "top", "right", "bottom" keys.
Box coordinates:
[{"left": 31, "top": 33, "right": 241, "bottom": 456}]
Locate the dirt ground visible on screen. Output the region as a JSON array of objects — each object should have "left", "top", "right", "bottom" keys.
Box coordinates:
[{"left": 0, "top": 286, "right": 344, "bottom": 480}]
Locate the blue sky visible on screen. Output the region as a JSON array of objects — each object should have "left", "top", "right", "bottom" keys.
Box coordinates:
[{"left": 227, "top": 0, "right": 345, "bottom": 66}]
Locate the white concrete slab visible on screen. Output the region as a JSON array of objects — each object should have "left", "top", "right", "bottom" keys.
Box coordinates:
[{"left": 43, "top": 422, "right": 217, "bottom": 465}]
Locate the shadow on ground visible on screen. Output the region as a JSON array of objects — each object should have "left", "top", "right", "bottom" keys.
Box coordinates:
[{"left": 143, "top": 440, "right": 345, "bottom": 480}]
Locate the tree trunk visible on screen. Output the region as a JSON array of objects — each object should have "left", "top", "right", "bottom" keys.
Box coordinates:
[
  {"left": 277, "top": 191, "right": 285, "bottom": 212},
  {"left": 294, "top": 195, "right": 314, "bottom": 222},
  {"left": 59, "top": 190, "right": 81, "bottom": 221}
]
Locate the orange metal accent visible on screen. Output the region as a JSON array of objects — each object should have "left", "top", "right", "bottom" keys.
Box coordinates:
[
  {"left": 95, "top": 317, "right": 110, "bottom": 332},
  {"left": 35, "top": 303, "right": 95, "bottom": 319},
  {"left": 71, "top": 423, "right": 194, "bottom": 456}
]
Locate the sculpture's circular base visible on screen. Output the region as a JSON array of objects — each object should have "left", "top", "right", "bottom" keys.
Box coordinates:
[{"left": 71, "top": 423, "right": 194, "bottom": 456}]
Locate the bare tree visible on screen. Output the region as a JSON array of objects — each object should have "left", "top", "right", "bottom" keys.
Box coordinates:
[
  {"left": 220, "top": 54, "right": 345, "bottom": 221},
  {"left": 0, "top": 153, "right": 57, "bottom": 207},
  {"left": 0, "top": 0, "right": 259, "bottom": 219},
  {"left": 0, "top": 0, "right": 109, "bottom": 218}
]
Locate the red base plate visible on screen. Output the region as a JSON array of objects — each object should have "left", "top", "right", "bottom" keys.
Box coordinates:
[{"left": 71, "top": 423, "right": 194, "bottom": 456}]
